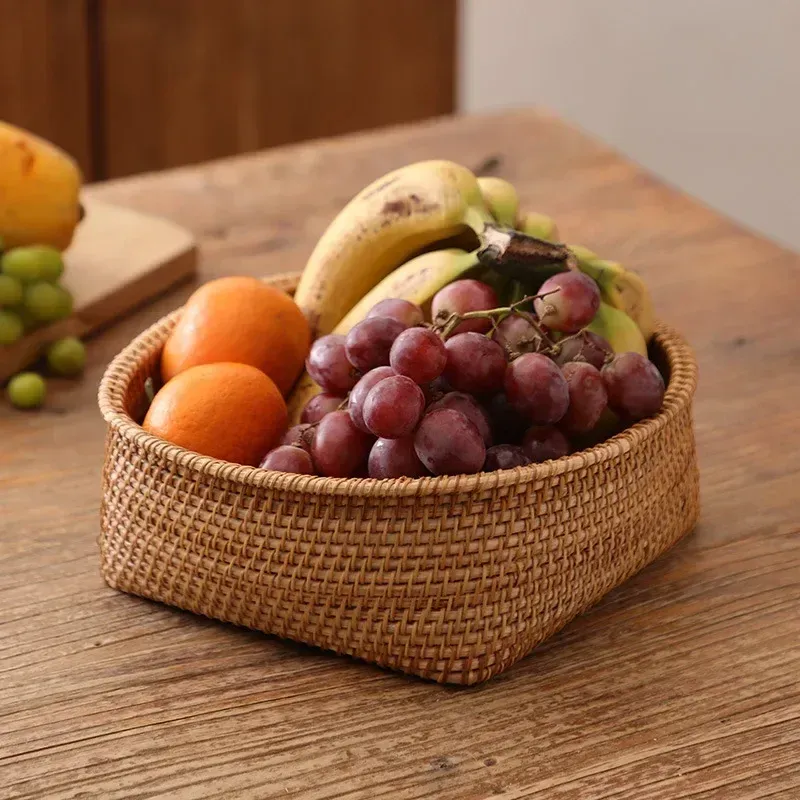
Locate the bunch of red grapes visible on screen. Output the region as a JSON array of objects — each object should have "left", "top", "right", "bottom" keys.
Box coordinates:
[{"left": 261, "top": 272, "right": 665, "bottom": 478}]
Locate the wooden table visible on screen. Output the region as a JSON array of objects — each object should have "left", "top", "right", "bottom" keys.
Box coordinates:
[{"left": 2, "top": 110, "right": 799, "bottom": 799}]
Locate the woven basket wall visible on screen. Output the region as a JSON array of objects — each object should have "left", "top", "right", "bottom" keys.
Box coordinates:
[{"left": 98, "top": 272, "right": 699, "bottom": 685}]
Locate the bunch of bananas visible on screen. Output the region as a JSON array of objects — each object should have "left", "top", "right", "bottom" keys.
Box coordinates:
[
  {"left": 289, "top": 160, "right": 655, "bottom": 419},
  {"left": 0, "top": 121, "right": 83, "bottom": 252}
]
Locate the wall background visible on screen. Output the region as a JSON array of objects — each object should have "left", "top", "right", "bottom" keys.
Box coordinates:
[{"left": 459, "top": 0, "right": 800, "bottom": 251}]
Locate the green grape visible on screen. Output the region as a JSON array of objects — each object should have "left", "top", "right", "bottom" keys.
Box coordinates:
[
  {"left": 23, "top": 281, "right": 73, "bottom": 323},
  {"left": 1, "top": 245, "right": 64, "bottom": 283},
  {"left": 7, "top": 372, "right": 46, "bottom": 409},
  {"left": 0, "top": 310, "right": 24, "bottom": 345},
  {"left": 46, "top": 336, "right": 86, "bottom": 377},
  {"left": 0, "top": 274, "right": 23, "bottom": 307}
]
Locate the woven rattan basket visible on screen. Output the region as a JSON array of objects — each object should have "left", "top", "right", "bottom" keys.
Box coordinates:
[{"left": 98, "top": 272, "right": 699, "bottom": 685}]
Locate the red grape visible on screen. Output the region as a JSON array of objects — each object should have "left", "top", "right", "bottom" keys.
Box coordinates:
[
  {"left": 260, "top": 445, "right": 315, "bottom": 474},
  {"left": 522, "top": 425, "right": 570, "bottom": 463},
  {"left": 484, "top": 393, "right": 529, "bottom": 444},
  {"left": 554, "top": 330, "right": 612, "bottom": 369},
  {"left": 300, "top": 392, "right": 344, "bottom": 424},
  {"left": 367, "top": 298, "right": 424, "bottom": 328},
  {"left": 368, "top": 437, "right": 427, "bottom": 478},
  {"left": 345, "top": 316, "right": 407, "bottom": 372},
  {"left": 559, "top": 361, "right": 608, "bottom": 435},
  {"left": 504, "top": 352, "right": 569, "bottom": 424},
  {"left": 534, "top": 272, "right": 600, "bottom": 333},
  {"left": 414, "top": 408, "right": 486, "bottom": 475},
  {"left": 390, "top": 327, "right": 447, "bottom": 384},
  {"left": 363, "top": 375, "right": 425, "bottom": 438},
  {"left": 495, "top": 314, "right": 543, "bottom": 354},
  {"left": 444, "top": 332, "right": 507, "bottom": 395},
  {"left": 348, "top": 366, "right": 394, "bottom": 433},
  {"left": 602, "top": 352, "right": 665, "bottom": 420},
  {"left": 281, "top": 423, "right": 315, "bottom": 451},
  {"left": 312, "top": 411, "right": 373, "bottom": 477},
  {"left": 483, "top": 444, "right": 530, "bottom": 471},
  {"left": 306, "top": 335, "right": 359, "bottom": 393},
  {"left": 428, "top": 391, "right": 492, "bottom": 447},
  {"left": 431, "top": 279, "right": 498, "bottom": 334}
]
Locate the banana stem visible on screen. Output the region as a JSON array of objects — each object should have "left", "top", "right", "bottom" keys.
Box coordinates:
[{"left": 477, "top": 224, "right": 576, "bottom": 273}]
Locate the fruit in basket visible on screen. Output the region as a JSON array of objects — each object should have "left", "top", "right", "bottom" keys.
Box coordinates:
[
  {"left": 306, "top": 334, "right": 359, "bottom": 394},
  {"left": 143, "top": 362, "right": 287, "bottom": 466},
  {"left": 300, "top": 392, "right": 344, "bottom": 424},
  {"left": 570, "top": 246, "right": 656, "bottom": 342},
  {"left": 7, "top": 372, "right": 47, "bottom": 409},
  {"left": 553, "top": 330, "right": 612, "bottom": 369},
  {"left": 333, "top": 248, "right": 480, "bottom": 336},
  {"left": 0, "top": 309, "right": 24, "bottom": 344},
  {"left": 311, "top": 410, "right": 373, "bottom": 477},
  {"left": 368, "top": 436, "right": 427, "bottom": 478},
  {"left": 478, "top": 176, "right": 519, "bottom": 226},
  {"left": 484, "top": 444, "right": 529, "bottom": 471},
  {"left": 414, "top": 408, "right": 486, "bottom": 475},
  {"left": 0, "top": 122, "right": 83, "bottom": 251},
  {"left": 362, "top": 375, "right": 425, "bottom": 439},
  {"left": 444, "top": 332, "right": 507, "bottom": 395},
  {"left": 348, "top": 366, "right": 395, "bottom": 433},
  {"left": 161, "top": 276, "right": 310, "bottom": 395},
  {"left": 586, "top": 302, "right": 647, "bottom": 357},
  {"left": 559, "top": 361, "right": 608, "bottom": 435},
  {"left": 367, "top": 298, "right": 424, "bottom": 328},
  {"left": 46, "top": 337, "right": 87, "bottom": 377},
  {"left": 281, "top": 423, "right": 315, "bottom": 450},
  {"left": 504, "top": 352, "right": 569, "bottom": 424},
  {"left": 516, "top": 210, "right": 559, "bottom": 242},
  {"left": 345, "top": 316, "right": 406, "bottom": 372},
  {"left": 260, "top": 445, "right": 315, "bottom": 475},
  {"left": 432, "top": 279, "right": 498, "bottom": 335},
  {"left": 522, "top": 425, "right": 570, "bottom": 463},
  {"left": 428, "top": 392, "right": 492, "bottom": 447},
  {"left": 576, "top": 256, "right": 656, "bottom": 343},
  {"left": 294, "top": 160, "right": 494, "bottom": 338},
  {"left": 534, "top": 272, "right": 600, "bottom": 333},
  {"left": 271, "top": 162, "right": 672, "bottom": 478},
  {"left": 602, "top": 352, "right": 665, "bottom": 421},
  {"left": 390, "top": 327, "right": 447, "bottom": 384}
]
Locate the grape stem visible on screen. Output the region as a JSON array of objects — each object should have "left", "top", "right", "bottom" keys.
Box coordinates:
[{"left": 436, "top": 288, "right": 560, "bottom": 345}]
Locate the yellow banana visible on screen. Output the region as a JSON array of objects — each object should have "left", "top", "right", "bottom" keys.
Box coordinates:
[
  {"left": 585, "top": 302, "right": 647, "bottom": 356},
  {"left": 334, "top": 248, "right": 479, "bottom": 335},
  {"left": 294, "top": 160, "right": 493, "bottom": 338},
  {"left": 0, "top": 122, "right": 83, "bottom": 250},
  {"left": 477, "top": 177, "right": 518, "bottom": 227},
  {"left": 569, "top": 245, "right": 656, "bottom": 343},
  {"left": 516, "top": 210, "right": 560, "bottom": 243}
]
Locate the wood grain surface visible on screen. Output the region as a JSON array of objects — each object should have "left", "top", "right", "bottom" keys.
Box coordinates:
[
  {"left": 98, "top": 0, "right": 457, "bottom": 178},
  {"left": 1, "top": 110, "right": 799, "bottom": 799},
  {"left": 0, "top": 0, "right": 94, "bottom": 177}
]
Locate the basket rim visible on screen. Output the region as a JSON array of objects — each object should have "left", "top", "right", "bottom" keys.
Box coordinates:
[{"left": 98, "top": 271, "right": 698, "bottom": 498}]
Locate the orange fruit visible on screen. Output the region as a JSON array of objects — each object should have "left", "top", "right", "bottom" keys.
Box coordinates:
[
  {"left": 143, "top": 362, "right": 288, "bottom": 466},
  {"left": 161, "top": 276, "right": 311, "bottom": 395}
]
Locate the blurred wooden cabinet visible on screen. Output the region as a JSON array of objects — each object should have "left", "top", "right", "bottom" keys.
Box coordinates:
[{"left": 0, "top": 0, "right": 456, "bottom": 180}]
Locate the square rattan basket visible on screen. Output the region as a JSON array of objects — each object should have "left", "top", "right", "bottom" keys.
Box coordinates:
[{"left": 98, "top": 272, "right": 699, "bottom": 685}]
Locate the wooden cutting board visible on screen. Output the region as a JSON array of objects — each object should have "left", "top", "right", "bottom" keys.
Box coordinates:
[{"left": 1, "top": 198, "right": 197, "bottom": 382}]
